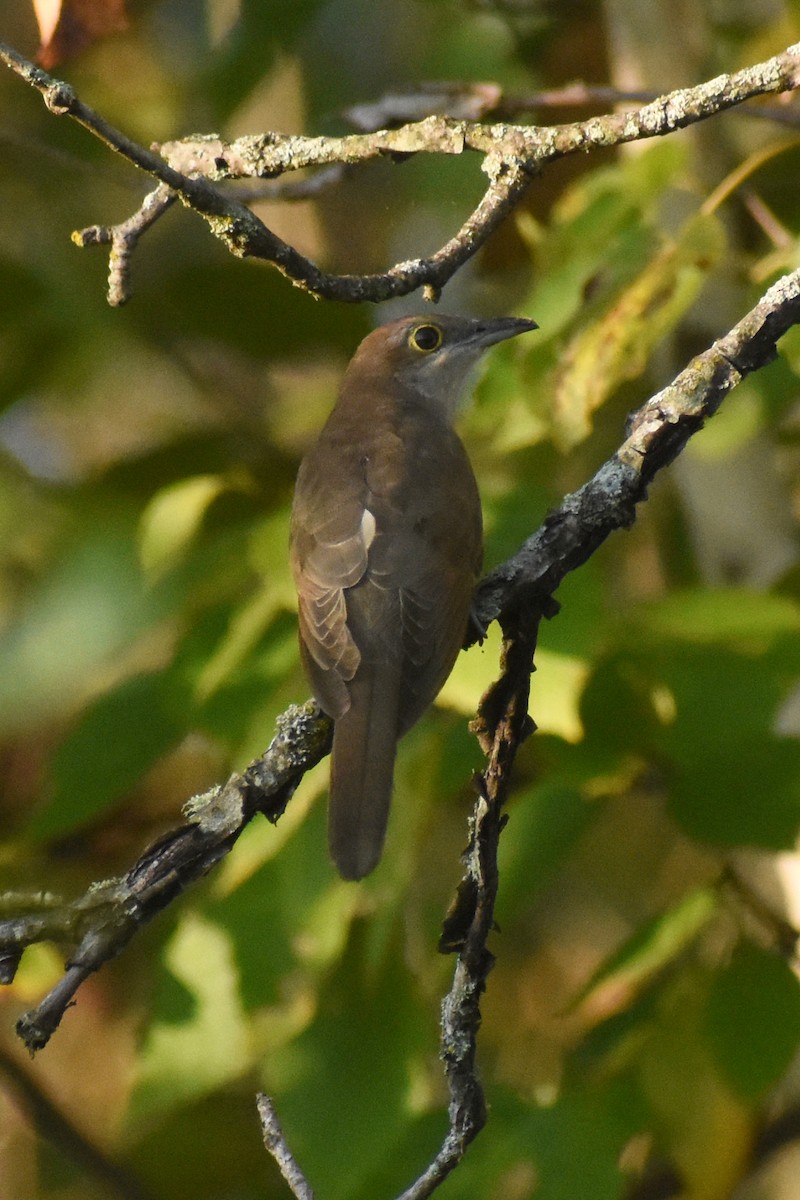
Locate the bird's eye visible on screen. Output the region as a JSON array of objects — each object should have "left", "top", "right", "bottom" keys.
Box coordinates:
[{"left": 409, "top": 323, "right": 443, "bottom": 353}]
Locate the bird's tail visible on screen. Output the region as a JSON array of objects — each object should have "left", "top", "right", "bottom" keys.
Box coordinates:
[{"left": 328, "top": 665, "right": 400, "bottom": 880}]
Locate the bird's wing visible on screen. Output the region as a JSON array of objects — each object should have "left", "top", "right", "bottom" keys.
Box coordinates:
[
  {"left": 291, "top": 414, "right": 481, "bottom": 728},
  {"left": 290, "top": 446, "right": 376, "bottom": 718},
  {"left": 359, "top": 430, "right": 483, "bottom": 733}
]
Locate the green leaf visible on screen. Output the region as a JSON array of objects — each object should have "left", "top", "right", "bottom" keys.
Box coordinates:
[
  {"left": 705, "top": 942, "right": 800, "bottom": 1102},
  {"left": 631, "top": 588, "right": 800, "bottom": 645},
  {"left": 651, "top": 649, "right": 800, "bottom": 849},
  {"left": 138, "top": 473, "right": 247, "bottom": 581},
  {"left": 580, "top": 653, "right": 666, "bottom": 755},
  {"left": 203, "top": 0, "right": 323, "bottom": 119},
  {"left": 437, "top": 1082, "right": 638, "bottom": 1200},
  {"left": 267, "top": 920, "right": 429, "bottom": 1200},
  {"left": 0, "top": 525, "right": 163, "bottom": 734},
  {"left": 128, "top": 913, "right": 251, "bottom": 1128},
  {"left": 498, "top": 771, "right": 596, "bottom": 913},
  {"left": 208, "top": 795, "right": 341, "bottom": 1010},
  {"left": 32, "top": 671, "right": 188, "bottom": 839},
  {"left": 669, "top": 737, "right": 800, "bottom": 849}
]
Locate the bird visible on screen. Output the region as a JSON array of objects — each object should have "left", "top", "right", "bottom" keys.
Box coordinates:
[{"left": 290, "top": 313, "right": 537, "bottom": 879}]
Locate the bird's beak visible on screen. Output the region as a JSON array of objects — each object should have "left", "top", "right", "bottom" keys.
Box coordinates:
[{"left": 470, "top": 316, "right": 538, "bottom": 348}]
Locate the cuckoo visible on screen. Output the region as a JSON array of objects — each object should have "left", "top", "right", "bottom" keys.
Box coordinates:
[{"left": 290, "top": 314, "right": 536, "bottom": 879}]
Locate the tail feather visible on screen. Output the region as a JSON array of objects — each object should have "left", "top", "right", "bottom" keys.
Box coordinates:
[{"left": 328, "top": 666, "right": 399, "bottom": 880}]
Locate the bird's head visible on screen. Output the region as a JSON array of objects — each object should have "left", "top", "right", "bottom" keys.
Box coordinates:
[{"left": 346, "top": 313, "right": 537, "bottom": 420}]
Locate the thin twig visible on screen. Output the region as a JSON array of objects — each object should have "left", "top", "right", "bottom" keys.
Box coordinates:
[
  {"left": 73, "top": 184, "right": 176, "bottom": 306},
  {"left": 232, "top": 163, "right": 349, "bottom": 202},
  {"left": 257, "top": 1094, "right": 315, "bottom": 1200},
  {"left": 3, "top": 265, "right": 799, "bottom": 1049},
  {"left": 157, "top": 42, "right": 800, "bottom": 179},
  {"left": 344, "top": 79, "right": 800, "bottom": 126},
  {"left": 470, "top": 264, "right": 800, "bottom": 637}
]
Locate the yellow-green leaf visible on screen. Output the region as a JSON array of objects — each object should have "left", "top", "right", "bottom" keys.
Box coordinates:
[{"left": 552, "top": 212, "right": 725, "bottom": 448}]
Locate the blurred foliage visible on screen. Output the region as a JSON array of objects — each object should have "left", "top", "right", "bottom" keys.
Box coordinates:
[{"left": 2, "top": 2, "right": 800, "bottom": 1199}]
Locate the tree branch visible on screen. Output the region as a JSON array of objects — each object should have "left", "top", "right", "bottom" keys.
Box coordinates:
[
  {"left": 1, "top": 39, "right": 799, "bottom": 304},
  {"left": 72, "top": 184, "right": 176, "bottom": 306},
  {"left": 4, "top": 38, "right": 800, "bottom": 1196},
  {"left": 2, "top": 702, "right": 331, "bottom": 1051},
  {"left": 257, "top": 1094, "right": 316, "bottom": 1200},
  {"left": 470, "top": 264, "right": 800, "bottom": 637}
]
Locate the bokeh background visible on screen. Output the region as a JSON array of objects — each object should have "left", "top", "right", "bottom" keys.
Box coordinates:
[{"left": 2, "top": 2, "right": 800, "bottom": 1198}]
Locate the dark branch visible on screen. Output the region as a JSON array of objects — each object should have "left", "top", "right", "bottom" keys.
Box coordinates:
[
  {"left": 3, "top": 263, "right": 799, "bottom": 1050},
  {"left": 395, "top": 611, "right": 540, "bottom": 1199},
  {"left": 2, "top": 262, "right": 797, "bottom": 1063}
]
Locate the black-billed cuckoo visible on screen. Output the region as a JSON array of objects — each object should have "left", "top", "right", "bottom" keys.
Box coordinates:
[{"left": 290, "top": 314, "right": 537, "bottom": 879}]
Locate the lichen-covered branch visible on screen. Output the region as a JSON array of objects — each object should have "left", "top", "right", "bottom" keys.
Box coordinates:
[
  {"left": 2, "top": 702, "right": 331, "bottom": 1051},
  {"left": 257, "top": 1095, "right": 316, "bottom": 1200},
  {"left": 158, "top": 42, "right": 800, "bottom": 179},
  {"left": 72, "top": 184, "right": 176, "bottom": 306},
  {"left": 470, "top": 264, "right": 800, "bottom": 637},
  {"left": 1, "top": 39, "right": 799, "bottom": 305}
]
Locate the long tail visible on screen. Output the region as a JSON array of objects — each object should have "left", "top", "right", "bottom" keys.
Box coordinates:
[{"left": 328, "top": 665, "right": 400, "bottom": 880}]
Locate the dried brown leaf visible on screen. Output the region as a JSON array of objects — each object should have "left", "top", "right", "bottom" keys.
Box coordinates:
[{"left": 35, "top": 0, "right": 128, "bottom": 69}]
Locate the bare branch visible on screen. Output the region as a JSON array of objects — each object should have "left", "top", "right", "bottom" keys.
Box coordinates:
[
  {"left": 2, "top": 39, "right": 800, "bottom": 304},
  {"left": 342, "top": 78, "right": 800, "bottom": 128},
  {"left": 1, "top": 247, "right": 799, "bottom": 1197},
  {"left": 72, "top": 184, "right": 176, "bottom": 306},
  {"left": 2, "top": 261, "right": 796, "bottom": 1063},
  {"left": 232, "top": 163, "right": 349, "bottom": 202},
  {"left": 159, "top": 43, "right": 800, "bottom": 180},
  {"left": 0, "top": 274, "right": 793, "bottom": 1197},
  {"left": 396, "top": 612, "right": 539, "bottom": 1200}
]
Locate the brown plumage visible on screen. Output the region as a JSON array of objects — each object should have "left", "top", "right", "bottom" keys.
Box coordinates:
[{"left": 290, "top": 314, "right": 537, "bottom": 879}]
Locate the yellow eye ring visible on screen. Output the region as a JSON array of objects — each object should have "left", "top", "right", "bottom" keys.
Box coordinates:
[{"left": 409, "top": 323, "right": 443, "bottom": 354}]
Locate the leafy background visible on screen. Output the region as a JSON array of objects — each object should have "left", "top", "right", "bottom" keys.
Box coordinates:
[{"left": 2, "top": 2, "right": 800, "bottom": 1198}]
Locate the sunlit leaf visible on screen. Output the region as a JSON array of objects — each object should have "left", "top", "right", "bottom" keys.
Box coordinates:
[
  {"left": 128, "top": 913, "right": 251, "bottom": 1127},
  {"left": 138, "top": 473, "right": 249, "bottom": 582},
  {"left": 551, "top": 212, "right": 725, "bottom": 447},
  {"left": 630, "top": 588, "right": 800, "bottom": 645},
  {"left": 0, "top": 525, "right": 162, "bottom": 733}
]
